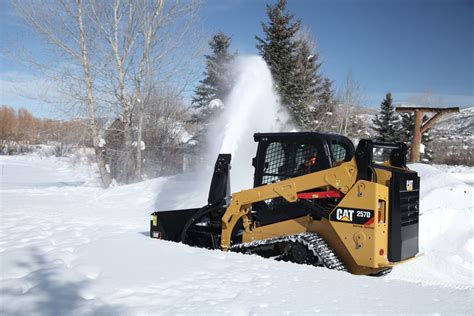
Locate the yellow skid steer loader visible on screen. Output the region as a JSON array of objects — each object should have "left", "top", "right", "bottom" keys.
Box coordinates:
[{"left": 151, "top": 133, "right": 420, "bottom": 276}]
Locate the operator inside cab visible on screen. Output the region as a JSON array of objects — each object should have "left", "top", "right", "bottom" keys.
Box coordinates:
[{"left": 297, "top": 150, "right": 318, "bottom": 176}]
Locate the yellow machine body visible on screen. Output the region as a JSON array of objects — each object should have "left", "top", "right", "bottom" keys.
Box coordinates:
[
  {"left": 150, "top": 133, "right": 420, "bottom": 276},
  {"left": 219, "top": 159, "right": 401, "bottom": 275}
]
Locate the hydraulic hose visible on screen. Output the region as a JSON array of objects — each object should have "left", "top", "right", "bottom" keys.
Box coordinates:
[{"left": 179, "top": 201, "right": 225, "bottom": 244}]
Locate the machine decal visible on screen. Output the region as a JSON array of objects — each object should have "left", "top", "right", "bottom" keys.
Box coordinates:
[{"left": 330, "top": 207, "right": 374, "bottom": 225}]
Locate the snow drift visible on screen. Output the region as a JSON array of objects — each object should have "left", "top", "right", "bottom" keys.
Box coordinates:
[
  {"left": 0, "top": 154, "right": 473, "bottom": 315},
  {"left": 385, "top": 163, "right": 473, "bottom": 287}
]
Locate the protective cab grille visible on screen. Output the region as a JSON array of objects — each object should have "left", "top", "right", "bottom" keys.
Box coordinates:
[
  {"left": 261, "top": 142, "right": 317, "bottom": 185},
  {"left": 255, "top": 141, "right": 322, "bottom": 226}
]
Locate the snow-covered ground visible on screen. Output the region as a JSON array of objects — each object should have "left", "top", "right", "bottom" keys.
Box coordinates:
[
  {"left": 1, "top": 155, "right": 473, "bottom": 315},
  {"left": 432, "top": 164, "right": 474, "bottom": 187}
]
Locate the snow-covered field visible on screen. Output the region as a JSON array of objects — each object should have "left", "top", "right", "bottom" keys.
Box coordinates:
[{"left": 1, "top": 154, "right": 473, "bottom": 315}]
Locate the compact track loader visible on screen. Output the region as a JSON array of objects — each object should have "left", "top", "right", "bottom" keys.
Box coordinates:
[{"left": 150, "top": 133, "right": 420, "bottom": 275}]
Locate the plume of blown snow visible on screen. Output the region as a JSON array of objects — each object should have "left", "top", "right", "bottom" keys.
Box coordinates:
[
  {"left": 159, "top": 55, "right": 293, "bottom": 209},
  {"left": 206, "top": 55, "right": 293, "bottom": 192}
]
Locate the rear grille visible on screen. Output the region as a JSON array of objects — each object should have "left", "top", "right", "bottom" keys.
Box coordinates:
[
  {"left": 388, "top": 169, "right": 420, "bottom": 262},
  {"left": 399, "top": 191, "right": 419, "bottom": 226}
]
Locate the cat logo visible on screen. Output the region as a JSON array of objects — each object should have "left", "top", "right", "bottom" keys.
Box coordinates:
[
  {"left": 336, "top": 208, "right": 354, "bottom": 222},
  {"left": 406, "top": 180, "right": 414, "bottom": 191},
  {"left": 331, "top": 207, "right": 374, "bottom": 225}
]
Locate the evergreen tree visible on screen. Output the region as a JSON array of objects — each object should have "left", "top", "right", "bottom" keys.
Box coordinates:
[
  {"left": 399, "top": 112, "right": 433, "bottom": 162},
  {"left": 400, "top": 112, "right": 414, "bottom": 143},
  {"left": 192, "top": 32, "right": 235, "bottom": 122},
  {"left": 372, "top": 93, "right": 402, "bottom": 142},
  {"left": 421, "top": 125, "right": 434, "bottom": 162},
  {"left": 313, "top": 77, "right": 335, "bottom": 131},
  {"left": 291, "top": 37, "right": 324, "bottom": 129},
  {"left": 256, "top": 0, "right": 301, "bottom": 121},
  {"left": 319, "top": 78, "right": 335, "bottom": 111}
]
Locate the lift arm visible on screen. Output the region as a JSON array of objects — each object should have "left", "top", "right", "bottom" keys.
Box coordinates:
[{"left": 220, "top": 160, "right": 358, "bottom": 250}]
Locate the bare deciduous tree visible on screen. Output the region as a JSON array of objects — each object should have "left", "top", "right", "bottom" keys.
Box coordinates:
[
  {"left": 13, "top": 0, "right": 203, "bottom": 186},
  {"left": 335, "top": 71, "right": 365, "bottom": 136},
  {"left": 408, "top": 91, "right": 444, "bottom": 108},
  {"left": 140, "top": 87, "right": 190, "bottom": 177},
  {"left": 14, "top": 0, "right": 113, "bottom": 186}
]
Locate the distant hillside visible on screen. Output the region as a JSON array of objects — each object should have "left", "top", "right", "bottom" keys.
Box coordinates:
[
  {"left": 429, "top": 107, "right": 473, "bottom": 165},
  {"left": 353, "top": 106, "right": 473, "bottom": 165},
  {"left": 431, "top": 107, "right": 474, "bottom": 138}
]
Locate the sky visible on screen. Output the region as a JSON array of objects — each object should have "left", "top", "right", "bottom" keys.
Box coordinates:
[{"left": 0, "top": 0, "right": 473, "bottom": 118}]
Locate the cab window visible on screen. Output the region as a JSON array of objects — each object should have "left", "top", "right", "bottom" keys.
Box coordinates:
[{"left": 331, "top": 143, "right": 347, "bottom": 162}]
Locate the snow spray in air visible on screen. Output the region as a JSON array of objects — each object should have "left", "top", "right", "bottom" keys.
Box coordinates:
[
  {"left": 156, "top": 56, "right": 291, "bottom": 209},
  {"left": 207, "top": 55, "right": 291, "bottom": 192}
]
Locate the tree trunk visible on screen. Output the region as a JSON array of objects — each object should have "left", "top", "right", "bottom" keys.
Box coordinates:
[
  {"left": 135, "top": 101, "right": 144, "bottom": 181},
  {"left": 121, "top": 109, "right": 135, "bottom": 183},
  {"left": 77, "top": 0, "right": 112, "bottom": 188},
  {"left": 94, "top": 142, "right": 112, "bottom": 187}
]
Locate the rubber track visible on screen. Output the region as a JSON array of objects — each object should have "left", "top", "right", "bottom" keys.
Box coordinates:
[{"left": 230, "top": 232, "right": 347, "bottom": 272}]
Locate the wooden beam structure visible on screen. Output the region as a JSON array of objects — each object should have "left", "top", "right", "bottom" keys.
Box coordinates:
[{"left": 395, "top": 107, "right": 459, "bottom": 162}]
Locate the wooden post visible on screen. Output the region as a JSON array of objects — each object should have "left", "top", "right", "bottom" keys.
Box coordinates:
[
  {"left": 411, "top": 110, "right": 423, "bottom": 162},
  {"left": 395, "top": 107, "right": 460, "bottom": 162}
]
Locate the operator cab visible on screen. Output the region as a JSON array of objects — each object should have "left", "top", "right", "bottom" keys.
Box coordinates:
[
  {"left": 252, "top": 132, "right": 355, "bottom": 187},
  {"left": 251, "top": 132, "right": 355, "bottom": 226}
]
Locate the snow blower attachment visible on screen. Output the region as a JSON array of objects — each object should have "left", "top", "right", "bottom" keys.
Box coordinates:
[
  {"left": 150, "top": 154, "right": 231, "bottom": 247},
  {"left": 151, "top": 133, "right": 420, "bottom": 276}
]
